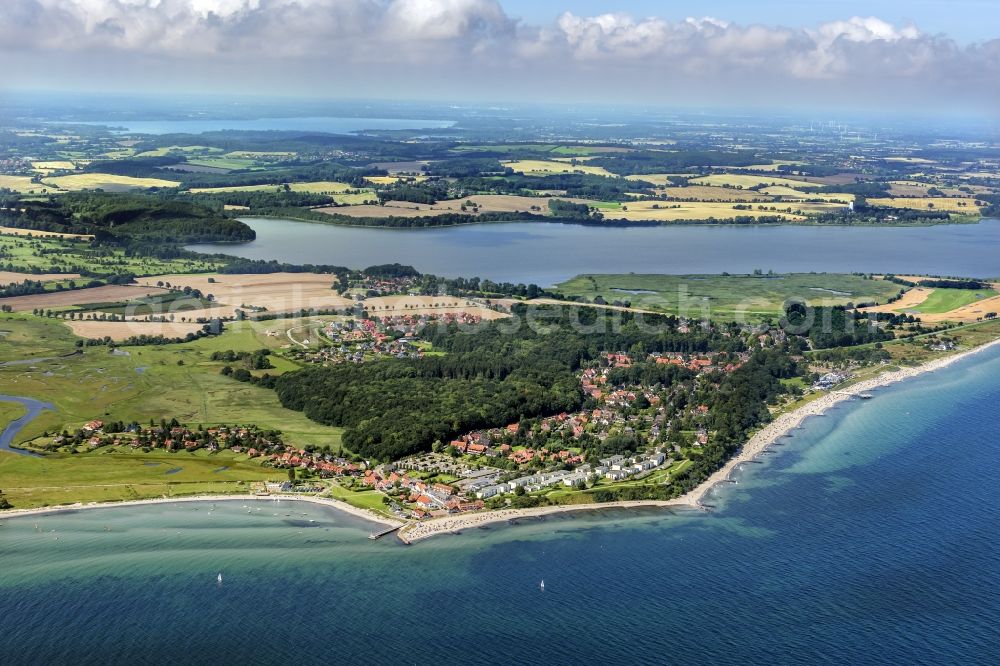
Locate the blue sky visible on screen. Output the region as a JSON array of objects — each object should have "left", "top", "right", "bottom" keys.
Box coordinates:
[{"left": 504, "top": 1, "right": 999, "bottom": 43}]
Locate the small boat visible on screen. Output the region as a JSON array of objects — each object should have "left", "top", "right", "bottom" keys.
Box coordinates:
[
  {"left": 540, "top": 580, "right": 545, "bottom": 591},
  {"left": 217, "top": 573, "right": 223, "bottom": 584},
  {"left": 859, "top": 393, "right": 874, "bottom": 400}
]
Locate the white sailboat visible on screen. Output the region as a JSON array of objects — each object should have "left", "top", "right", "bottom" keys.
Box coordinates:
[
  {"left": 217, "top": 573, "right": 223, "bottom": 584},
  {"left": 540, "top": 580, "right": 545, "bottom": 591}
]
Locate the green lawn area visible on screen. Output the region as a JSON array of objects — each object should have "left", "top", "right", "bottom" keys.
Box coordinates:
[
  {"left": 325, "top": 482, "right": 393, "bottom": 517},
  {"left": 0, "top": 449, "right": 279, "bottom": 509},
  {"left": 908, "top": 288, "right": 994, "bottom": 314},
  {"left": 0, "top": 315, "right": 345, "bottom": 452},
  {"left": 555, "top": 273, "right": 900, "bottom": 320}
]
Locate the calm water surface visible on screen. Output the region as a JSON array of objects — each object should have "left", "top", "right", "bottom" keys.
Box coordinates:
[
  {"left": 188, "top": 217, "right": 1000, "bottom": 285},
  {"left": 2, "top": 347, "right": 998, "bottom": 664}
]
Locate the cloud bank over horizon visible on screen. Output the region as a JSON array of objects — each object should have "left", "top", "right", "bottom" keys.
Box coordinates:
[{"left": 2, "top": 0, "right": 998, "bottom": 110}]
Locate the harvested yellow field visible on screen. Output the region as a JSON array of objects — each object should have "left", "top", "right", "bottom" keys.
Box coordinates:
[
  {"left": 729, "top": 162, "right": 805, "bottom": 172},
  {"left": 31, "top": 160, "right": 76, "bottom": 171},
  {"left": 133, "top": 273, "right": 353, "bottom": 319},
  {"left": 0, "top": 285, "right": 166, "bottom": 312},
  {"left": 0, "top": 175, "right": 60, "bottom": 194},
  {"left": 690, "top": 174, "right": 821, "bottom": 190},
  {"left": 318, "top": 204, "right": 449, "bottom": 219},
  {"left": 0, "top": 226, "right": 92, "bottom": 240},
  {"left": 625, "top": 174, "right": 691, "bottom": 186},
  {"left": 322, "top": 194, "right": 573, "bottom": 218},
  {"left": 223, "top": 151, "right": 295, "bottom": 158},
  {"left": 860, "top": 287, "right": 933, "bottom": 315},
  {"left": 363, "top": 175, "right": 429, "bottom": 185},
  {"left": 866, "top": 197, "right": 983, "bottom": 213},
  {"left": 596, "top": 201, "right": 810, "bottom": 222},
  {"left": 661, "top": 185, "right": 774, "bottom": 202},
  {"left": 0, "top": 271, "right": 81, "bottom": 287},
  {"left": 861, "top": 284, "right": 1000, "bottom": 323},
  {"left": 919, "top": 288, "right": 1000, "bottom": 323},
  {"left": 189, "top": 181, "right": 374, "bottom": 201},
  {"left": 363, "top": 295, "right": 509, "bottom": 320},
  {"left": 65, "top": 320, "right": 207, "bottom": 341},
  {"left": 760, "top": 186, "right": 854, "bottom": 202},
  {"left": 503, "top": 160, "right": 614, "bottom": 177},
  {"left": 42, "top": 173, "right": 180, "bottom": 191}
]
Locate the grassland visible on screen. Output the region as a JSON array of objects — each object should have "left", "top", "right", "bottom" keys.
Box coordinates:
[
  {"left": 0, "top": 314, "right": 345, "bottom": 451},
  {"left": 41, "top": 173, "right": 180, "bottom": 191},
  {"left": 1, "top": 401, "right": 28, "bottom": 428},
  {"left": 554, "top": 273, "right": 900, "bottom": 320},
  {"left": 0, "top": 449, "right": 279, "bottom": 508}
]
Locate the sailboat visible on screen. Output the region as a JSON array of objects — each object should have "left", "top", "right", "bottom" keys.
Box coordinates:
[
  {"left": 540, "top": 580, "right": 545, "bottom": 591},
  {"left": 217, "top": 573, "right": 223, "bottom": 584}
]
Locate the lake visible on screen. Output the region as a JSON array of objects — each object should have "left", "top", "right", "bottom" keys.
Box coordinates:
[
  {"left": 188, "top": 217, "right": 1000, "bottom": 285},
  {"left": 2, "top": 345, "right": 998, "bottom": 664},
  {"left": 66, "top": 116, "right": 455, "bottom": 135}
]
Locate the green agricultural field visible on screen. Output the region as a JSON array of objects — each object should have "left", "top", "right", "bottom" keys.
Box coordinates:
[
  {"left": 908, "top": 288, "right": 994, "bottom": 314},
  {"left": 0, "top": 233, "right": 222, "bottom": 275},
  {"left": 0, "top": 449, "right": 279, "bottom": 508},
  {"left": 554, "top": 273, "right": 900, "bottom": 320},
  {"left": 0, "top": 315, "right": 345, "bottom": 451}
]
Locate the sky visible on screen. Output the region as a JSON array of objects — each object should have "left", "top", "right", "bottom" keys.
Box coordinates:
[{"left": 1, "top": 1, "right": 999, "bottom": 112}]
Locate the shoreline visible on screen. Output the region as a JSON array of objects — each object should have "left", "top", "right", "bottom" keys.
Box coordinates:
[
  {"left": 0, "top": 493, "right": 404, "bottom": 529},
  {"left": 398, "top": 335, "right": 1000, "bottom": 543},
  {"left": 3, "top": 337, "right": 999, "bottom": 542}
]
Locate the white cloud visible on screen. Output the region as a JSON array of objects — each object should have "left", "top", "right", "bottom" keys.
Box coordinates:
[{"left": 0, "top": 2, "right": 997, "bottom": 106}]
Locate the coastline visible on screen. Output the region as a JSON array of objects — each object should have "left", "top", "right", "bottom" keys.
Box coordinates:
[
  {"left": 397, "top": 336, "right": 1000, "bottom": 543},
  {"left": 3, "top": 337, "right": 999, "bottom": 542},
  {"left": 0, "top": 493, "right": 404, "bottom": 529}
]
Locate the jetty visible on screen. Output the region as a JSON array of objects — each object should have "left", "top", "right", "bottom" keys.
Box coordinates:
[{"left": 368, "top": 525, "right": 402, "bottom": 540}]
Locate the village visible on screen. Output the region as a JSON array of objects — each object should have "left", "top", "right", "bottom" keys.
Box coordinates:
[{"left": 36, "top": 341, "right": 769, "bottom": 521}]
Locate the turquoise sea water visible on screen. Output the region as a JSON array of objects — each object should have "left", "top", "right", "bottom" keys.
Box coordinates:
[
  {"left": 2, "top": 347, "right": 999, "bottom": 664},
  {"left": 188, "top": 217, "right": 1000, "bottom": 285}
]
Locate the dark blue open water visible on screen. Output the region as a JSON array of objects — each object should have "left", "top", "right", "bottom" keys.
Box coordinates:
[
  {"left": 1, "top": 346, "right": 999, "bottom": 665},
  {"left": 189, "top": 217, "right": 1000, "bottom": 285}
]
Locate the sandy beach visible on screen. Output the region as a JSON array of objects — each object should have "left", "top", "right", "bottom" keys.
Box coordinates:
[
  {"left": 397, "top": 336, "right": 1000, "bottom": 543},
  {"left": 3, "top": 337, "right": 999, "bottom": 543}
]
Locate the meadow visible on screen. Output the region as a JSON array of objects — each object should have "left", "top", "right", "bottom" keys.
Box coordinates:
[
  {"left": 0, "top": 449, "right": 278, "bottom": 508},
  {"left": 554, "top": 273, "right": 901, "bottom": 319},
  {"left": 0, "top": 315, "right": 345, "bottom": 451}
]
